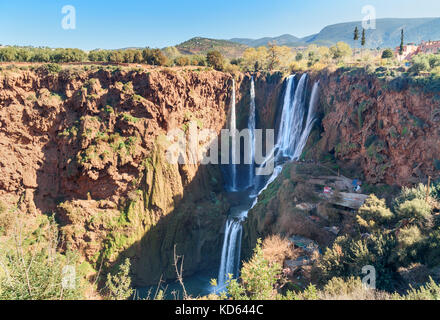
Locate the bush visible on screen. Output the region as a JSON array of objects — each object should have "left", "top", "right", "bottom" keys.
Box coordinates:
[
  {"left": 382, "top": 49, "right": 394, "bottom": 59},
  {"left": 104, "top": 258, "right": 134, "bottom": 300},
  {"left": 357, "top": 195, "right": 394, "bottom": 231},
  {"left": 317, "top": 234, "right": 396, "bottom": 290},
  {"left": 226, "top": 239, "right": 282, "bottom": 300},
  {"left": 261, "top": 235, "right": 293, "bottom": 266},
  {"left": 174, "top": 56, "right": 191, "bottom": 66},
  {"left": 394, "top": 277, "right": 440, "bottom": 300},
  {"left": 206, "top": 51, "right": 225, "bottom": 71},
  {"left": 396, "top": 198, "right": 432, "bottom": 227},
  {"left": 393, "top": 184, "right": 430, "bottom": 207},
  {"left": 36, "top": 63, "right": 62, "bottom": 74},
  {"left": 0, "top": 218, "right": 85, "bottom": 300},
  {"left": 394, "top": 226, "right": 425, "bottom": 264}
]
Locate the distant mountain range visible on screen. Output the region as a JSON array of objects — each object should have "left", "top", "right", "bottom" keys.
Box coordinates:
[
  {"left": 230, "top": 18, "right": 440, "bottom": 49},
  {"left": 172, "top": 18, "right": 440, "bottom": 59}
]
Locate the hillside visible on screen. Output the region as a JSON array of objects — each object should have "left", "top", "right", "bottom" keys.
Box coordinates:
[
  {"left": 230, "top": 34, "right": 302, "bottom": 47},
  {"left": 306, "top": 18, "right": 440, "bottom": 48},
  {"left": 176, "top": 37, "right": 249, "bottom": 59},
  {"left": 227, "top": 18, "right": 440, "bottom": 49}
]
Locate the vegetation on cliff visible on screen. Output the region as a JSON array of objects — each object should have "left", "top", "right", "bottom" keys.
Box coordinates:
[{"left": 227, "top": 177, "right": 440, "bottom": 300}]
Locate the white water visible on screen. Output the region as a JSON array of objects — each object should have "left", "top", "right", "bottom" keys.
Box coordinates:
[
  {"left": 217, "top": 74, "right": 319, "bottom": 290},
  {"left": 230, "top": 79, "right": 237, "bottom": 192},
  {"left": 278, "top": 73, "right": 308, "bottom": 159},
  {"left": 247, "top": 77, "right": 256, "bottom": 188},
  {"left": 217, "top": 212, "right": 246, "bottom": 289},
  {"left": 293, "top": 81, "right": 320, "bottom": 160}
]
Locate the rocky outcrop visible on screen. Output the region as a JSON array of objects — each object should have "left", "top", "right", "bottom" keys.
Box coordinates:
[
  {"left": 307, "top": 69, "right": 440, "bottom": 186},
  {"left": 0, "top": 66, "right": 244, "bottom": 285}
]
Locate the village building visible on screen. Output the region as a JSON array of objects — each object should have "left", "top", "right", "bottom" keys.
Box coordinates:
[{"left": 396, "top": 40, "right": 440, "bottom": 60}]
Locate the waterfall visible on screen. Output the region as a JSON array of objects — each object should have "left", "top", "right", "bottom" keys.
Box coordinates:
[
  {"left": 275, "top": 75, "right": 295, "bottom": 156},
  {"left": 217, "top": 74, "right": 320, "bottom": 291},
  {"left": 247, "top": 77, "right": 256, "bottom": 188},
  {"left": 293, "top": 81, "right": 320, "bottom": 160},
  {"left": 278, "top": 73, "right": 308, "bottom": 159},
  {"left": 217, "top": 213, "right": 246, "bottom": 289},
  {"left": 230, "top": 79, "right": 237, "bottom": 192}
]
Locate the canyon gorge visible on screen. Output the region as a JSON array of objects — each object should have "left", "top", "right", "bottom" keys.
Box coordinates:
[{"left": 0, "top": 64, "right": 439, "bottom": 296}]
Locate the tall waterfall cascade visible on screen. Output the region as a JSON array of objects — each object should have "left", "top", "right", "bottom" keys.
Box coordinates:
[
  {"left": 229, "top": 79, "right": 237, "bottom": 192},
  {"left": 247, "top": 77, "right": 256, "bottom": 188},
  {"left": 217, "top": 74, "right": 320, "bottom": 290}
]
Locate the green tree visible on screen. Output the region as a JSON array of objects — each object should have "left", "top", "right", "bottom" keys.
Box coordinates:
[
  {"left": 353, "top": 26, "right": 359, "bottom": 55},
  {"left": 400, "top": 29, "right": 405, "bottom": 56},
  {"left": 357, "top": 195, "right": 394, "bottom": 231},
  {"left": 225, "top": 239, "right": 282, "bottom": 300},
  {"left": 361, "top": 29, "right": 366, "bottom": 49},
  {"left": 396, "top": 198, "right": 432, "bottom": 228},
  {"left": 105, "top": 258, "right": 134, "bottom": 300},
  {"left": 206, "top": 50, "right": 225, "bottom": 71},
  {"left": 142, "top": 48, "right": 168, "bottom": 66},
  {"left": 382, "top": 49, "right": 394, "bottom": 59},
  {"left": 330, "top": 42, "right": 352, "bottom": 60},
  {"left": 174, "top": 56, "right": 191, "bottom": 66},
  {"left": 267, "top": 42, "right": 281, "bottom": 71}
]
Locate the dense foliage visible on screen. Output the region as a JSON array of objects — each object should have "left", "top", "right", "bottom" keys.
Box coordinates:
[{"left": 215, "top": 182, "right": 440, "bottom": 300}]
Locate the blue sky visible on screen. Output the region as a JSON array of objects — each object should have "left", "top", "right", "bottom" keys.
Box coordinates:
[{"left": 0, "top": 0, "right": 439, "bottom": 50}]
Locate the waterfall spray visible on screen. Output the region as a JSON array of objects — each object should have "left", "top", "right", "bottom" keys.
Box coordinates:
[
  {"left": 293, "top": 81, "right": 320, "bottom": 160},
  {"left": 230, "top": 79, "right": 237, "bottom": 191},
  {"left": 217, "top": 74, "right": 320, "bottom": 291},
  {"left": 247, "top": 76, "right": 256, "bottom": 188},
  {"left": 278, "top": 73, "right": 308, "bottom": 159}
]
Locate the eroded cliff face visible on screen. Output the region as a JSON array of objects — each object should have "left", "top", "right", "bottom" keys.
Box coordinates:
[
  {"left": 243, "top": 69, "right": 440, "bottom": 265},
  {"left": 308, "top": 69, "right": 440, "bottom": 186},
  {"left": 0, "top": 66, "right": 244, "bottom": 285},
  {"left": 2, "top": 65, "right": 438, "bottom": 286}
]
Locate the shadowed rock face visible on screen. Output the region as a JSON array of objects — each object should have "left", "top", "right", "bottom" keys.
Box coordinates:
[
  {"left": 1, "top": 65, "right": 438, "bottom": 286},
  {"left": 0, "top": 67, "right": 238, "bottom": 284},
  {"left": 0, "top": 66, "right": 286, "bottom": 285}
]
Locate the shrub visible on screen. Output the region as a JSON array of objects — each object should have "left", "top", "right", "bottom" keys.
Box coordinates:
[
  {"left": 394, "top": 226, "right": 425, "bottom": 264},
  {"left": 206, "top": 51, "right": 225, "bottom": 71},
  {"left": 261, "top": 235, "right": 293, "bottom": 266},
  {"left": 394, "top": 277, "right": 440, "bottom": 300},
  {"left": 36, "top": 63, "right": 62, "bottom": 74},
  {"left": 381, "top": 49, "right": 394, "bottom": 59},
  {"left": 226, "top": 239, "right": 282, "bottom": 300},
  {"left": 317, "top": 234, "right": 396, "bottom": 290},
  {"left": 409, "top": 54, "right": 430, "bottom": 74},
  {"left": 396, "top": 198, "right": 432, "bottom": 227},
  {"left": 323, "top": 277, "right": 363, "bottom": 295},
  {"left": 393, "top": 184, "right": 430, "bottom": 207},
  {"left": 104, "top": 258, "right": 134, "bottom": 300},
  {"left": 0, "top": 219, "right": 85, "bottom": 300},
  {"left": 357, "top": 195, "right": 394, "bottom": 231}
]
